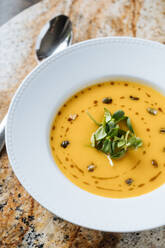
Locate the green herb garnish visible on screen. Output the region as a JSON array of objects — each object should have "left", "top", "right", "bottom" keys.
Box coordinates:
[{"left": 87, "top": 108, "right": 143, "bottom": 166}]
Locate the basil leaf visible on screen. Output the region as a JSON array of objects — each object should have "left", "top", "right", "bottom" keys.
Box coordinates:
[
  {"left": 127, "top": 136, "right": 136, "bottom": 147},
  {"left": 112, "top": 110, "right": 125, "bottom": 121},
  {"left": 111, "top": 141, "right": 117, "bottom": 154},
  {"left": 101, "top": 139, "right": 112, "bottom": 154},
  {"left": 108, "top": 127, "right": 119, "bottom": 138},
  {"left": 95, "top": 140, "right": 103, "bottom": 150},
  {"left": 105, "top": 123, "right": 109, "bottom": 133},
  {"left": 126, "top": 117, "right": 134, "bottom": 133},
  {"left": 111, "top": 149, "right": 126, "bottom": 159},
  {"left": 86, "top": 111, "right": 101, "bottom": 126},
  {"left": 94, "top": 126, "right": 107, "bottom": 141},
  {"left": 107, "top": 120, "right": 116, "bottom": 130},
  {"left": 115, "top": 116, "right": 127, "bottom": 124},
  {"left": 113, "top": 136, "right": 121, "bottom": 141},
  {"left": 117, "top": 139, "right": 126, "bottom": 148},
  {"left": 127, "top": 136, "right": 142, "bottom": 148},
  {"left": 118, "top": 129, "right": 126, "bottom": 137},
  {"left": 135, "top": 138, "right": 143, "bottom": 148},
  {"left": 104, "top": 108, "right": 111, "bottom": 123}
]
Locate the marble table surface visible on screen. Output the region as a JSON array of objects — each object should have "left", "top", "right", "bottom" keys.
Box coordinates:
[
  {"left": 0, "top": 0, "right": 40, "bottom": 26},
  {"left": 0, "top": 0, "right": 165, "bottom": 247}
]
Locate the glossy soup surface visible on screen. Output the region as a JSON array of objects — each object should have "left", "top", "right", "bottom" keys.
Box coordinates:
[{"left": 50, "top": 81, "right": 165, "bottom": 198}]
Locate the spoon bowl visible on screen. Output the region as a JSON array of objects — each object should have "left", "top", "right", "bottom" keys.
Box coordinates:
[{"left": 36, "top": 15, "right": 72, "bottom": 61}]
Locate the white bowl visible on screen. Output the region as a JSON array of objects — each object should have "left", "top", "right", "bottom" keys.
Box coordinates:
[{"left": 6, "top": 37, "right": 165, "bottom": 232}]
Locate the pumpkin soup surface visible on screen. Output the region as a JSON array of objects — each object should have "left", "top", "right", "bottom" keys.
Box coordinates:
[{"left": 50, "top": 81, "right": 165, "bottom": 198}]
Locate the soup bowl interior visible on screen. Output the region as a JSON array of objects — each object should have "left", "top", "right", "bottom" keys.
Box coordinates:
[{"left": 6, "top": 37, "right": 165, "bottom": 232}]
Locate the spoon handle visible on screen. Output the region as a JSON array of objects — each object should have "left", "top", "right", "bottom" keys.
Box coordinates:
[{"left": 0, "top": 115, "right": 7, "bottom": 153}]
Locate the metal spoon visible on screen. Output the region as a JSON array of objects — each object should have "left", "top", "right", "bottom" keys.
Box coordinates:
[
  {"left": 0, "top": 15, "right": 72, "bottom": 153},
  {"left": 36, "top": 14, "right": 72, "bottom": 61}
]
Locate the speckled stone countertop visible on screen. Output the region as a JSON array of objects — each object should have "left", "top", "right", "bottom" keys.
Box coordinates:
[{"left": 0, "top": 0, "right": 165, "bottom": 247}]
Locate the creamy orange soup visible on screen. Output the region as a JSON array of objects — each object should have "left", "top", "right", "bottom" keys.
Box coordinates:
[{"left": 50, "top": 81, "right": 165, "bottom": 198}]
